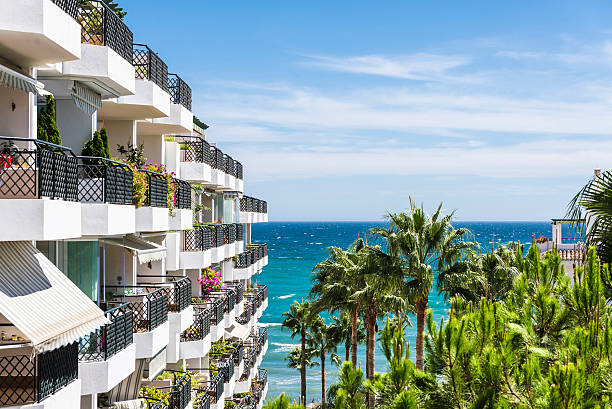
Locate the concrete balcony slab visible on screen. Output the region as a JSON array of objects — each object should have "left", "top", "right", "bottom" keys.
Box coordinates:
[
  {"left": 78, "top": 343, "right": 136, "bottom": 395},
  {"left": 0, "top": 199, "right": 81, "bottom": 241},
  {"left": 81, "top": 203, "right": 135, "bottom": 236},
  {"left": 136, "top": 206, "right": 169, "bottom": 232}
]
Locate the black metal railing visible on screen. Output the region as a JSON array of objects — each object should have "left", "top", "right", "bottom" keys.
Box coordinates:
[
  {"left": 236, "top": 224, "right": 244, "bottom": 241},
  {"left": 257, "top": 285, "right": 268, "bottom": 307},
  {"left": 77, "top": 156, "right": 133, "bottom": 204},
  {"left": 194, "top": 373, "right": 224, "bottom": 407},
  {"left": 244, "top": 294, "right": 259, "bottom": 317},
  {"left": 258, "top": 327, "right": 268, "bottom": 347},
  {"left": 181, "top": 305, "right": 211, "bottom": 342},
  {"left": 192, "top": 297, "right": 224, "bottom": 326},
  {"left": 133, "top": 43, "right": 169, "bottom": 92},
  {"left": 79, "top": 303, "right": 133, "bottom": 362},
  {"left": 239, "top": 196, "right": 267, "bottom": 214},
  {"left": 168, "top": 74, "right": 192, "bottom": 111},
  {"left": 209, "top": 147, "right": 224, "bottom": 171},
  {"left": 173, "top": 178, "right": 191, "bottom": 210},
  {"left": 106, "top": 286, "right": 168, "bottom": 332},
  {"left": 52, "top": 0, "right": 78, "bottom": 19},
  {"left": 143, "top": 371, "right": 191, "bottom": 409},
  {"left": 135, "top": 277, "right": 191, "bottom": 313},
  {"left": 140, "top": 169, "right": 168, "bottom": 207},
  {"left": 214, "top": 355, "right": 235, "bottom": 383},
  {"left": 0, "top": 343, "right": 79, "bottom": 406},
  {"left": 77, "top": 0, "right": 134, "bottom": 63},
  {"left": 209, "top": 289, "right": 235, "bottom": 315},
  {"left": 183, "top": 225, "right": 212, "bottom": 252},
  {"left": 0, "top": 136, "right": 78, "bottom": 201},
  {"left": 227, "top": 282, "right": 244, "bottom": 304},
  {"left": 236, "top": 304, "right": 251, "bottom": 325},
  {"left": 233, "top": 342, "right": 244, "bottom": 368},
  {"left": 235, "top": 161, "right": 243, "bottom": 180},
  {"left": 175, "top": 136, "right": 211, "bottom": 164}
]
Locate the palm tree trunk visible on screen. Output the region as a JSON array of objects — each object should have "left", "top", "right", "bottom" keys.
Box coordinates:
[
  {"left": 345, "top": 339, "right": 350, "bottom": 362},
  {"left": 321, "top": 350, "right": 326, "bottom": 407},
  {"left": 351, "top": 302, "right": 358, "bottom": 366},
  {"left": 365, "top": 307, "right": 376, "bottom": 409},
  {"left": 415, "top": 297, "right": 427, "bottom": 371},
  {"left": 301, "top": 328, "right": 306, "bottom": 405}
]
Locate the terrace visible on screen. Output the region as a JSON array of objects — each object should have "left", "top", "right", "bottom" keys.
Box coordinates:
[
  {"left": 234, "top": 243, "right": 267, "bottom": 280},
  {"left": 251, "top": 369, "right": 268, "bottom": 409},
  {"left": 141, "top": 370, "right": 192, "bottom": 409},
  {"left": 193, "top": 373, "right": 225, "bottom": 409},
  {"left": 210, "top": 146, "right": 244, "bottom": 192},
  {"left": 105, "top": 285, "right": 169, "bottom": 359},
  {"left": 136, "top": 168, "right": 170, "bottom": 232},
  {"left": 0, "top": 0, "right": 81, "bottom": 67},
  {"left": 59, "top": 0, "right": 136, "bottom": 97},
  {"left": 192, "top": 297, "right": 225, "bottom": 342},
  {"left": 138, "top": 76, "right": 194, "bottom": 136},
  {"left": 78, "top": 303, "right": 136, "bottom": 395},
  {"left": 179, "top": 305, "right": 212, "bottom": 360},
  {"left": 239, "top": 196, "right": 268, "bottom": 223},
  {"left": 180, "top": 224, "right": 243, "bottom": 269},
  {"left": 99, "top": 43, "right": 171, "bottom": 120}
]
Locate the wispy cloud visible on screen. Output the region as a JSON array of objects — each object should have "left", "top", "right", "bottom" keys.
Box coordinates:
[{"left": 302, "top": 53, "right": 472, "bottom": 81}]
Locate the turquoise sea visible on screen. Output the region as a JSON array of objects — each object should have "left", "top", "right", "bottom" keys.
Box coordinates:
[{"left": 252, "top": 221, "right": 551, "bottom": 402}]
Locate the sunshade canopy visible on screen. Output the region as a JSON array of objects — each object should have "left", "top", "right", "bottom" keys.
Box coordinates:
[
  {"left": 101, "top": 235, "right": 167, "bottom": 264},
  {"left": 0, "top": 63, "right": 44, "bottom": 94},
  {"left": 0, "top": 241, "right": 108, "bottom": 353},
  {"left": 72, "top": 81, "right": 102, "bottom": 115}
]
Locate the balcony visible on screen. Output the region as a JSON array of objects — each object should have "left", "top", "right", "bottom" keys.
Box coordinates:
[
  {"left": 234, "top": 345, "right": 256, "bottom": 393},
  {"left": 210, "top": 146, "right": 243, "bottom": 192},
  {"left": 194, "top": 373, "right": 225, "bottom": 409},
  {"left": 209, "top": 289, "right": 237, "bottom": 329},
  {"left": 77, "top": 156, "right": 135, "bottom": 236},
  {"left": 0, "top": 136, "right": 81, "bottom": 241},
  {"left": 78, "top": 303, "right": 136, "bottom": 395},
  {"left": 251, "top": 369, "right": 268, "bottom": 409},
  {"left": 59, "top": 0, "right": 135, "bottom": 97},
  {"left": 99, "top": 43, "right": 171, "bottom": 120},
  {"left": 136, "top": 169, "right": 169, "bottom": 232},
  {"left": 170, "top": 178, "right": 193, "bottom": 231},
  {"left": 233, "top": 243, "right": 266, "bottom": 280},
  {"left": 212, "top": 352, "right": 237, "bottom": 397},
  {"left": 0, "top": 0, "right": 81, "bottom": 67},
  {"left": 227, "top": 394, "right": 256, "bottom": 409},
  {"left": 256, "top": 285, "right": 268, "bottom": 319},
  {"left": 141, "top": 370, "right": 192, "bottom": 409},
  {"left": 138, "top": 75, "right": 193, "bottom": 135},
  {"left": 174, "top": 136, "right": 212, "bottom": 184},
  {"left": 0, "top": 343, "right": 80, "bottom": 408},
  {"left": 239, "top": 196, "right": 268, "bottom": 224},
  {"left": 106, "top": 286, "right": 169, "bottom": 359},
  {"left": 179, "top": 305, "right": 212, "bottom": 360}
]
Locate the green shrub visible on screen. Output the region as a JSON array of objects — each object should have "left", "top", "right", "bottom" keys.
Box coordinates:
[
  {"left": 82, "top": 128, "right": 110, "bottom": 158},
  {"left": 37, "top": 95, "right": 61, "bottom": 145}
]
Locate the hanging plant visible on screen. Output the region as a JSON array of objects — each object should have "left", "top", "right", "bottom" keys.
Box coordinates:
[{"left": 198, "top": 267, "right": 224, "bottom": 296}]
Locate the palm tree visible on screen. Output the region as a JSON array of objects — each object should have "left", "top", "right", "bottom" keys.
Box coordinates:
[
  {"left": 331, "top": 311, "right": 365, "bottom": 362},
  {"left": 308, "top": 316, "right": 342, "bottom": 407},
  {"left": 282, "top": 300, "right": 312, "bottom": 405},
  {"left": 329, "top": 362, "right": 367, "bottom": 409},
  {"left": 310, "top": 240, "right": 366, "bottom": 366},
  {"left": 372, "top": 199, "right": 475, "bottom": 371},
  {"left": 567, "top": 170, "right": 612, "bottom": 263}
]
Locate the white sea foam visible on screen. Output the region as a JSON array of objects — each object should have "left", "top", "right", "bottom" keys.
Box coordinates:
[
  {"left": 272, "top": 342, "right": 300, "bottom": 353},
  {"left": 259, "top": 322, "right": 282, "bottom": 327},
  {"left": 277, "top": 293, "right": 296, "bottom": 300}
]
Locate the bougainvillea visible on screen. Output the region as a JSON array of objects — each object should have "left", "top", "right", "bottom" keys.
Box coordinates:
[
  {"left": 198, "top": 267, "right": 224, "bottom": 296},
  {"left": 536, "top": 235, "right": 549, "bottom": 243}
]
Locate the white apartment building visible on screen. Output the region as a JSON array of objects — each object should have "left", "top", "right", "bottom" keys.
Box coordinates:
[{"left": 0, "top": 2, "right": 269, "bottom": 409}]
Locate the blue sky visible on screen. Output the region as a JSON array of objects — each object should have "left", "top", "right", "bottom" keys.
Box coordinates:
[{"left": 125, "top": 1, "right": 612, "bottom": 221}]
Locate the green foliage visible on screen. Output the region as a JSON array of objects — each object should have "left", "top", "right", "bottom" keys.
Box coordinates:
[
  {"left": 116, "top": 142, "right": 146, "bottom": 168},
  {"left": 81, "top": 128, "right": 110, "bottom": 158},
  {"left": 116, "top": 160, "right": 146, "bottom": 207},
  {"left": 140, "top": 385, "right": 169, "bottom": 406},
  {"left": 143, "top": 163, "right": 177, "bottom": 215},
  {"left": 193, "top": 115, "right": 209, "bottom": 130},
  {"left": 262, "top": 394, "right": 304, "bottom": 409},
  {"left": 332, "top": 363, "right": 368, "bottom": 409},
  {"left": 102, "top": 0, "right": 126, "bottom": 19},
  {"left": 37, "top": 95, "right": 61, "bottom": 145}
]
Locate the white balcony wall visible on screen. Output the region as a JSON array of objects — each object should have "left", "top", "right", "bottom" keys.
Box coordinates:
[
  {"left": 0, "top": 86, "right": 33, "bottom": 139},
  {"left": 0, "top": 0, "right": 81, "bottom": 67},
  {"left": 0, "top": 200, "right": 81, "bottom": 241},
  {"left": 100, "top": 79, "right": 171, "bottom": 120}
]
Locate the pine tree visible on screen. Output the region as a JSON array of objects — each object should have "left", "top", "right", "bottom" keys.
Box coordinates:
[
  {"left": 37, "top": 95, "right": 61, "bottom": 145},
  {"left": 82, "top": 128, "right": 110, "bottom": 159}
]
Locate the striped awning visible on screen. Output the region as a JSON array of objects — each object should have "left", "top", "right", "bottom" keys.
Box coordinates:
[
  {"left": 101, "top": 235, "right": 167, "bottom": 264},
  {"left": 0, "top": 241, "right": 109, "bottom": 354},
  {"left": 72, "top": 81, "right": 102, "bottom": 116},
  {"left": 225, "top": 321, "right": 250, "bottom": 340},
  {"left": 0, "top": 63, "right": 44, "bottom": 94}
]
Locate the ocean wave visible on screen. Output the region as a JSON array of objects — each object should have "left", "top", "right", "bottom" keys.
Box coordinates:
[
  {"left": 259, "top": 322, "right": 282, "bottom": 327},
  {"left": 277, "top": 293, "right": 296, "bottom": 300},
  {"left": 272, "top": 342, "right": 300, "bottom": 353}
]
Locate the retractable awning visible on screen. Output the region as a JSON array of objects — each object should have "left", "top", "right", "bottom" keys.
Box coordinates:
[
  {"left": 225, "top": 321, "right": 250, "bottom": 340},
  {"left": 101, "top": 235, "right": 167, "bottom": 264},
  {"left": 0, "top": 241, "right": 108, "bottom": 354},
  {"left": 0, "top": 63, "right": 44, "bottom": 94},
  {"left": 72, "top": 81, "right": 102, "bottom": 115}
]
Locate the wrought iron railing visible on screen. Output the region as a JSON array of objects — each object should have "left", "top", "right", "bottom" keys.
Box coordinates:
[
  {"left": 233, "top": 342, "right": 244, "bottom": 368},
  {"left": 251, "top": 369, "right": 267, "bottom": 404},
  {"left": 77, "top": 0, "right": 134, "bottom": 63},
  {"left": 194, "top": 373, "right": 224, "bottom": 407},
  {"left": 52, "top": 0, "right": 78, "bottom": 19},
  {"left": 236, "top": 224, "right": 244, "bottom": 241},
  {"left": 239, "top": 196, "right": 267, "bottom": 213},
  {"left": 133, "top": 43, "right": 169, "bottom": 92},
  {"left": 181, "top": 305, "right": 211, "bottom": 342},
  {"left": 235, "top": 161, "right": 243, "bottom": 180},
  {"left": 175, "top": 136, "right": 211, "bottom": 164},
  {"left": 244, "top": 294, "right": 259, "bottom": 316},
  {"left": 192, "top": 297, "right": 224, "bottom": 326},
  {"left": 236, "top": 304, "right": 251, "bottom": 325},
  {"left": 77, "top": 156, "right": 133, "bottom": 204},
  {"left": 168, "top": 74, "right": 192, "bottom": 111},
  {"left": 143, "top": 371, "right": 191, "bottom": 409},
  {"left": 0, "top": 136, "right": 78, "bottom": 201},
  {"left": 257, "top": 285, "right": 268, "bottom": 306},
  {"left": 214, "top": 355, "right": 235, "bottom": 383},
  {"left": 258, "top": 327, "right": 268, "bottom": 347},
  {"left": 135, "top": 277, "right": 191, "bottom": 313},
  {"left": 79, "top": 303, "right": 133, "bottom": 362},
  {"left": 140, "top": 169, "right": 168, "bottom": 207},
  {"left": 227, "top": 282, "right": 244, "bottom": 304},
  {"left": 173, "top": 178, "right": 191, "bottom": 210},
  {"left": 209, "top": 289, "right": 235, "bottom": 315},
  {"left": 0, "top": 343, "right": 79, "bottom": 406},
  {"left": 183, "top": 225, "right": 212, "bottom": 252},
  {"left": 106, "top": 286, "right": 168, "bottom": 332},
  {"left": 209, "top": 146, "right": 225, "bottom": 171}
]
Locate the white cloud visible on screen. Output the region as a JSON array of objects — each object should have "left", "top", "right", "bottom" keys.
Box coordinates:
[{"left": 302, "top": 53, "right": 472, "bottom": 81}]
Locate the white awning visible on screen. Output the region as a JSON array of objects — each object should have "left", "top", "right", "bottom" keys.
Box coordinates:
[
  {"left": 72, "top": 81, "right": 102, "bottom": 116},
  {"left": 225, "top": 321, "right": 250, "bottom": 340},
  {"left": 0, "top": 241, "right": 109, "bottom": 354},
  {"left": 0, "top": 63, "right": 45, "bottom": 94},
  {"left": 101, "top": 235, "right": 167, "bottom": 264}
]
